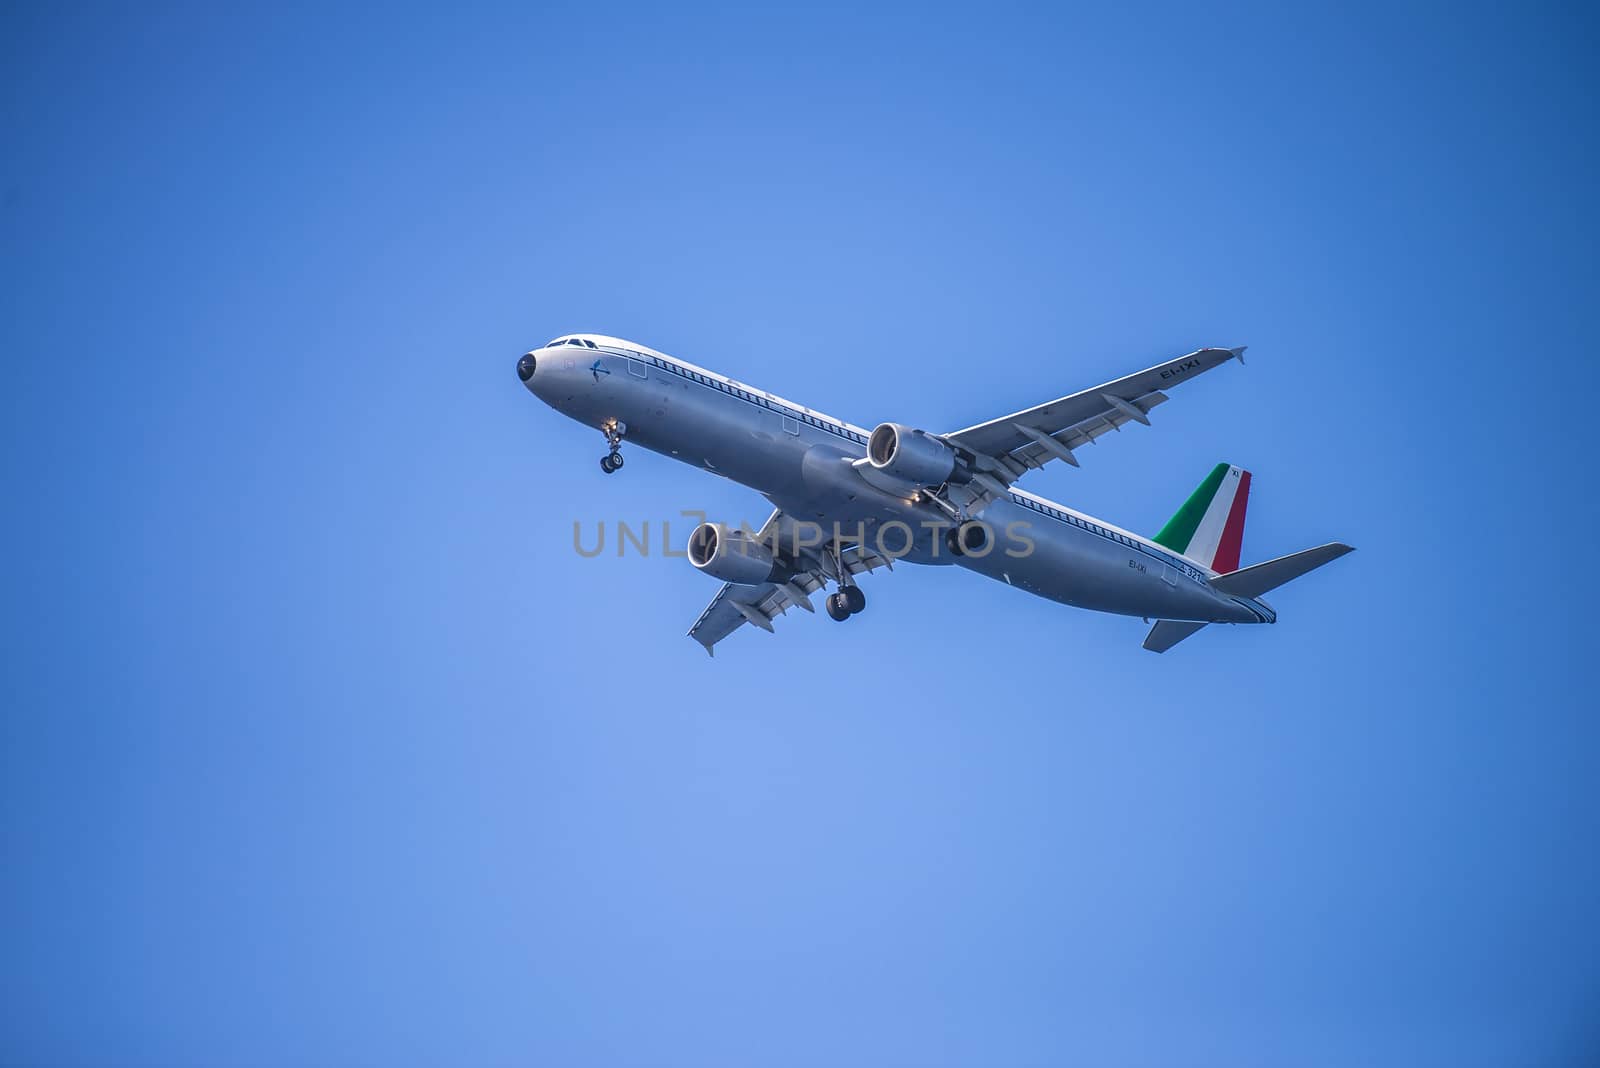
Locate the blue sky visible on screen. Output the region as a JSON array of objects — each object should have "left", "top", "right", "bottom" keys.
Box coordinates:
[{"left": 3, "top": 3, "right": 1597, "bottom": 1065}]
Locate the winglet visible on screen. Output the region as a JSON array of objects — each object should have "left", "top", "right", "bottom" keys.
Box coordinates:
[{"left": 1230, "top": 345, "right": 1247, "bottom": 364}]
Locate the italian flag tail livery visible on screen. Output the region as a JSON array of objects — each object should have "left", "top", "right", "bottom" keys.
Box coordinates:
[{"left": 1153, "top": 463, "right": 1252, "bottom": 574}]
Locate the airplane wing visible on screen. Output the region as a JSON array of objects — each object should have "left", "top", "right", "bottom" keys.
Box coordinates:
[
  {"left": 943, "top": 346, "right": 1246, "bottom": 509},
  {"left": 687, "top": 508, "right": 894, "bottom": 655}
]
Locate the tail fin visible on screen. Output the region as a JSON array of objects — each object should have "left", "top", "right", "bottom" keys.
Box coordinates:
[
  {"left": 1153, "top": 463, "right": 1252, "bottom": 573},
  {"left": 1209, "top": 543, "right": 1355, "bottom": 599}
]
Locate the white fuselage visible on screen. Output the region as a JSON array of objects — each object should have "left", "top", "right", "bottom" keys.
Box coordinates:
[{"left": 519, "top": 334, "right": 1272, "bottom": 625}]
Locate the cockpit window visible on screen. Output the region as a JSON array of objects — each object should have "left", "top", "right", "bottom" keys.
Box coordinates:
[{"left": 583, "top": 339, "right": 597, "bottom": 348}]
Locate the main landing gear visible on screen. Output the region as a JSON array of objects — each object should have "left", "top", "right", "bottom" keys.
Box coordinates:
[
  {"left": 824, "top": 542, "right": 868, "bottom": 622},
  {"left": 945, "top": 520, "right": 990, "bottom": 556},
  {"left": 826, "top": 585, "right": 867, "bottom": 621},
  {"left": 599, "top": 420, "right": 626, "bottom": 474}
]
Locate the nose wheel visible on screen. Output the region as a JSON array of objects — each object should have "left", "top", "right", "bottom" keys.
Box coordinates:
[{"left": 599, "top": 420, "right": 626, "bottom": 474}]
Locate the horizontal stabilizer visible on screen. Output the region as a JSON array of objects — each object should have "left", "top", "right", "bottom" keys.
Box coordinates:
[
  {"left": 1209, "top": 543, "right": 1354, "bottom": 599},
  {"left": 1143, "top": 619, "right": 1208, "bottom": 653}
]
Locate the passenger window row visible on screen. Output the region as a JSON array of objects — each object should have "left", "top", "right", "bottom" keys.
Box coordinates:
[
  {"left": 1009, "top": 495, "right": 1199, "bottom": 580},
  {"left": 635, "top": 354, "right": 867, "bottom": 445}
]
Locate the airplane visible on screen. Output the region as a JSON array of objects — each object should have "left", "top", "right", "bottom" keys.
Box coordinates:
[{"left": 516, "top": 334, "right": 1352, "bottom": 655}]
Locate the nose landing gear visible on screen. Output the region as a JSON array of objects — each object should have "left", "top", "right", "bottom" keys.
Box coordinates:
[{"left": 599, "top": 420, "right": 626, "bottom": 475}]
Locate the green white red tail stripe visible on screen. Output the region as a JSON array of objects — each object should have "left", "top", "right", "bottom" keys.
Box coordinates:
[{"left": 1153, "top": 463, "right": 1252, "bottom": 573}]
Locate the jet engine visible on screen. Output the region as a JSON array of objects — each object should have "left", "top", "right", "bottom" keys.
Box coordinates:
[
  {"left": 687, "top": 522, "right": 794, "bottom": 585},
  {"left": 867, "top": 423, "right": 973, "bottom": 487}
]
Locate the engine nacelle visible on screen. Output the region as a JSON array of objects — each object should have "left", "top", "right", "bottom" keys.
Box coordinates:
[
  {"left": 867, "top": 423, "right": 970, "bottom": 487},
  {"left": 686, "top": 522, "right": 793, "bottom": 586}
]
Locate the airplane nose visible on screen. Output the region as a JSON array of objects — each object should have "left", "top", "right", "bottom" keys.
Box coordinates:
[{"left": 517, "top": 352, "right": 537, "bottom": 382}]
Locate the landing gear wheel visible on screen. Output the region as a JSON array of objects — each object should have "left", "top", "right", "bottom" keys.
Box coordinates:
[
  {"left": 946, "top": 521, "right": 990, "bottom": 557},
  {"left": 826, "top": 593, "right": 852, "bottom": 621},
  {"left": 843, "top": 585, "right": 866, "bottom": 614},
  {"left": 599, "top": 421, "right": 626, "bottom": 474}
]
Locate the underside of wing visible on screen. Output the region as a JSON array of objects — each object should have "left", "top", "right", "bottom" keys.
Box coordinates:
[
  {"left": 686, "top": 508, "right": 895, "bottom": 655},
  {"left": 942, "top": 347, "right": 1245, "bottom": 502}
]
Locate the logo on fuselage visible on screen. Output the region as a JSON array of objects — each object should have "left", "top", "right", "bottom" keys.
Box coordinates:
[{"left": 590, "top": 359, "right": 611, "bottom": 382}]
